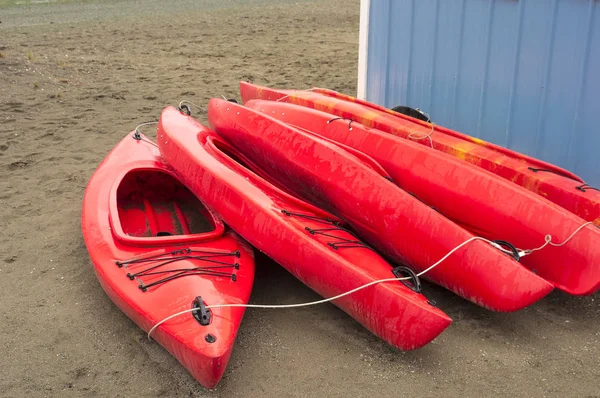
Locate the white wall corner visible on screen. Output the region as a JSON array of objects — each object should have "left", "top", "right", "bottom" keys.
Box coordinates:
[{"left": 357, "top": 0, "right": 370, "bottom": 100}]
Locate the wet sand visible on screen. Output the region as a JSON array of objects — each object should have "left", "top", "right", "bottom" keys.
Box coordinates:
[{"left": 0, "top": 0, "right": 598, "bottom": 396}]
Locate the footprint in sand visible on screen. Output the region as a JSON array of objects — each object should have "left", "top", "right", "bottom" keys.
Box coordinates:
[
  {"left": 1, "top": 101, "right": 24, "bottom": 113},
  {"left": 7, "top": 159, "right": 33, "bottom": 171}
]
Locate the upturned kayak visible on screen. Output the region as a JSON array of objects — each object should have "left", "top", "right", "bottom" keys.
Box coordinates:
[
  {"left": 208, "top": 98, "right": 554, "bottom": 312},
  {"left": 244, "top": 99, "right": 600, "bottom": 296},
  {"left": 239, "top": 82, "right": 600, "bottom": 227}
]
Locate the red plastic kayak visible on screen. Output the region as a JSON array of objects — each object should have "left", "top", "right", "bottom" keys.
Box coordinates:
[
  {"left": 81, "top": 132, "right": 254, "bottom": 389},
  {"left": 207, "top": 98, "right": 554, "bottom": 312},
  {"left": 239, "top": 82, "right": 600, "bottom": 226},
  {"left": 244, "top": 100, "right": 600, "bottom": 296},
  {"left": 156, "top": 105, "right": 452, "bottom": 350}
]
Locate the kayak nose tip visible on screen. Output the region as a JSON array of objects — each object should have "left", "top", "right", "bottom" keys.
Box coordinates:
[{"left": 497, "top": 275, "right": 554, "bottom": 312}]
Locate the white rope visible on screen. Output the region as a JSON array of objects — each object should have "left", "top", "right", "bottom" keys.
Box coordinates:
[
  {"left": 520, "top": 221, "right": 596, "bottom": 255},
  {"left": 134, "top": 121, "right": 158, "bottom": 147},
  {"left": 146, "top": 221, "right": 596, "bottom": 340},
  {"left": 135, "top": 121, "right": 157, "bottom": 130},
  {"left": 408, "top": 122, "right": 435, "bottom": 149},
  {"left": 147, "top": 236, "right": 499, "bottom": 340},
  {"left": 178, "top": 99, "right": 206, "bottom": 113}
]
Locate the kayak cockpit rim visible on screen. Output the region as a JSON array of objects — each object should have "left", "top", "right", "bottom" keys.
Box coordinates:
[{"left": 108, "top": 164, "right": 225, "bottom": 246}]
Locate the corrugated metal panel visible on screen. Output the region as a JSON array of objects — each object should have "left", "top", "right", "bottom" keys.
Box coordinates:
[{"left": 362, "top": 0, "right": 600, "bottom": 186}]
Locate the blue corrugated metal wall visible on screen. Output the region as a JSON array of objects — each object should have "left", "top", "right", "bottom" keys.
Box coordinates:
[{"left": 364, "top": 0, "right": 599, "bottom": 186}]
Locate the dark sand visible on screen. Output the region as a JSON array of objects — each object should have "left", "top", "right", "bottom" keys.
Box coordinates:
[{"left": 1, "top": 0, "right": 598, "bottom": 396}]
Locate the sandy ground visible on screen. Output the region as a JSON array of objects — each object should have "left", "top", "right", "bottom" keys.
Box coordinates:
[{"left": 1, "top": 0, "right": 598, "bottom": 397}]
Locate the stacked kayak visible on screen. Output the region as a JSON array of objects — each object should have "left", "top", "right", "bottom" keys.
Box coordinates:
[
  {"left": 82, "top": 82, "right": 598, "bottom": 389},
  {"left": 239, "top": 82, "right": 600, "bottom": 226},
  {"left": 243, "top": 99, "right": 600, "bottom": 296},
  {"left": 156, "top": 105, "right": 452, "bottom": 350},
  {"left": 81, "top": 132, "right": 255, "bottom": 388},
  {"left": 207, "top": 98, "right": 554, "bottom": 311}
]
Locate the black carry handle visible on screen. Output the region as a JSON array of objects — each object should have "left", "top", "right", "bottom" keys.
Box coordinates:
[{"left": 392, "top": 266, "right": 422, "bottom": 293}]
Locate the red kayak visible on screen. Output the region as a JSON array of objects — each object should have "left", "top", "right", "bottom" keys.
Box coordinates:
[
  {"left": 207, "top": 98, "right": 554, "bottom": 312},
  {"left": 157, "top": 105, "right": 452, "bottom": 350},
  {"left": 81, "top": 132, "right": 254, "bottom": 389},
  {"left": 239, "top": 82, "right": 600, "bottom": 226},
  {"left": 244, "top": 100, "right": 600, "bottom": 296}
]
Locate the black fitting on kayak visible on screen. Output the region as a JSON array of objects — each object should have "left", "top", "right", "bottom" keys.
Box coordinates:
[
  {"left": 226, "top": 98, "right": 239, "bottom": 104},
  {"left": 132, "top": 129, "right": 142, "bottom": 140},
  {"left": 527, "top": 167, "right": 575, "bottom": 180},
  {"left": 281, "top": 209, "right": 341, "bottom": 226},
  {"left": 392, "top": 266, "right": 422, "bottom": 293},
  {"left": 492, "top": 240, "right": 520, "bottom": 262},
  {"left": 575, "top": 183, "right": 599, "bottom": 193},
  {"left": 327, "top": 117, "right": 354, "bottom": 130},
  {"left": 282, "top": 209, "right": 373, "bottom": 250},
  {"left": 192, "top": 296, "right": 212, "bottom": 326},
  {"left": 205, "top": 333, "right": 216, "bottom": 343},
  {"left": 390, "top": 105, "right": 431, "bottom": 123},
  {"left": 116, "top": 249, "right": 239, "bottom": 292},
  {"left": 179, "top": 104, "right": 192, "bottom": 116}
]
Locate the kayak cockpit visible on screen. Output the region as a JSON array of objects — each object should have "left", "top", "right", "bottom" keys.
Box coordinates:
[{"left": 109, "top": 168, "right": 224, "bottom": 246}]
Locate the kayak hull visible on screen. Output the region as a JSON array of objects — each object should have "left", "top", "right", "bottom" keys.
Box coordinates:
[
  {"left": 245, "top": 99, "right": 600, "bottom": 296},
  {"left": 157, "top": 105, "right": 453, "bottom": 350},
  {"left": 208, "top": 99, "right": 554, "bottom": 312},
  {"left": 239, "top": 82, "right": 600, "bottom": 227}
]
